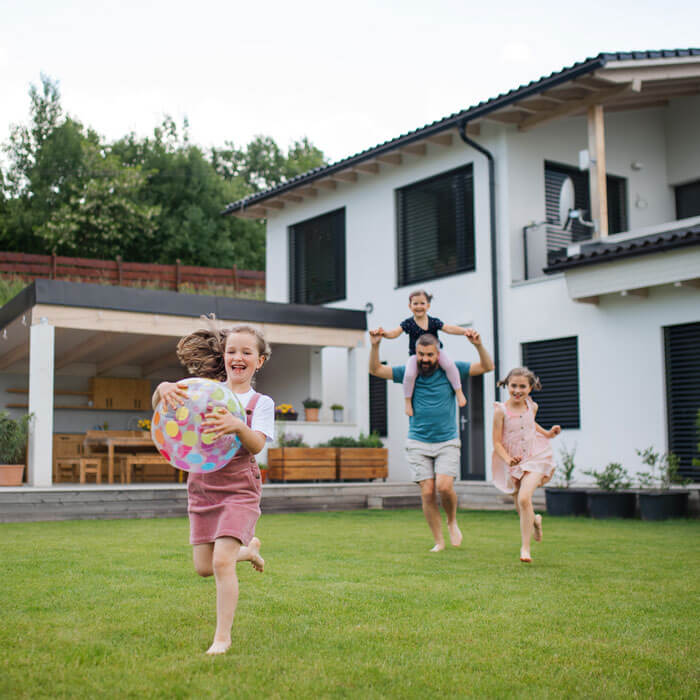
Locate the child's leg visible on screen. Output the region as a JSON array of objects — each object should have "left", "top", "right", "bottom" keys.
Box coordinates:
[
  {"left": 439, "top": 351, "right": 467, "bottom": 407},
  {"left": 237, "top": 536, "right": 264, "bottom": 572},
  {"left": 208, "top": 536, "right": 242, "bottom": 655},
  {"left": 516, "top": 472, "right": 542, "bottom": 561},
  {"left": 193, "top": 542, "right": 214, "bottom": 577},
  {"left": 403, "top": 355, "right": 418, "bottom": 416}
]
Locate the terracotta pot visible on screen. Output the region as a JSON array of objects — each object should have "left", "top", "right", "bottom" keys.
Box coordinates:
[
  {"left": 304, "top": 407, "right": 320, "bottom": 422},
  {"left": 0, "top": 464, "right": 25, "bottom": 487}
]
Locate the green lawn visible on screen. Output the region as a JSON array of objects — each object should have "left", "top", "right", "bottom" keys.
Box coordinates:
[{"left": 1, "top": 510, "right": 698, "bottom": 699}]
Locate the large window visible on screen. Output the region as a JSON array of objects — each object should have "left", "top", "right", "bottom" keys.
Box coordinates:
[
  {"left": 289, "top": 208, "right": 346, "bottom": 305},
  {"left": 675, "top": 179, "right": 700, "bottom": 220},
  {"left": 664, "top": 321, "right": 700, "bottom": 482},
  {"left": 396, "top": 164, "right": 475, "bottom": 287},
  {"left": 521, "top": 336, "right": 580, "bottom": 430}
]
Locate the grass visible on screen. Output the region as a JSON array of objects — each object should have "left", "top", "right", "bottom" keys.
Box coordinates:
[{"left": 1, "top": 510, "right": 698, "bottom": 699}]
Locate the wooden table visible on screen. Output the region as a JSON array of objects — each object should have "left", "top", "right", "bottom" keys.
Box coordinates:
[{"left": 83, "top": 435, "right": 157, "bottom": 484}]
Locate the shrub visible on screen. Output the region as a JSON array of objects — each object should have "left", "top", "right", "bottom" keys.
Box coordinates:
[
  {"left": 0, "top": 412, "right": 32, "bottom": 464},
  {"left": 636, "top": 446, "right": 686, "bottom": 490},
  {"left": 317, "top": 432, "right": 384, "bottom": 448},
  {"left": 584, "top": 462, "right": 631, "bottom": 491},
  {"left": 276, "top": 432, "right": 308, "bottom": 448},
  {"left": 554, "top": 443, "right": 577, "bottom": 488},
  {"left": 302, "top": 398, "right": 322, "bottom": 409}
]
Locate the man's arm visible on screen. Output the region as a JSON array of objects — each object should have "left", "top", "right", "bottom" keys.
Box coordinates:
[
  {"left": 464, "top": 329, "right": 495, "bottom": 376},
  {"left": 368, "top": 330, "right": 393, "bottom": 380}
]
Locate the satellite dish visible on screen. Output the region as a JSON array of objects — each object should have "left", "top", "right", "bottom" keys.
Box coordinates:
[{"left": 558, "top": 177, "right": 575, "bottom": 225}]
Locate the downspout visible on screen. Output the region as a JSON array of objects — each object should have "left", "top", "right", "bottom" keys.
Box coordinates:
[{"left": 458, "top": 121, "right": 500, "bottom": 397}]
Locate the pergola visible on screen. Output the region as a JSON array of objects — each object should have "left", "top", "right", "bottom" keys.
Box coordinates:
[{"left": 0, "top": 280, "right": 366, "bottom": 486}]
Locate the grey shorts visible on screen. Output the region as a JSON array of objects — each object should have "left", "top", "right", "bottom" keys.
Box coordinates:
[{"left": 405, "top": 438, "right": 461, "bottom": 482}]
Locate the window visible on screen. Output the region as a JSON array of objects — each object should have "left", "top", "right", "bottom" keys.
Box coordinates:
[
  {"left": 396, "top": 164, "right": 475, "bottom": 287},
  {"left": 664, "top": 321, "right": 700, "bottom": 482},
  {"left": 369, "top": 369, "right": 388, "bottom": 437},
  {"left": 675, "top": 179, "right": 700, "bottom": 220},
  {"left": 521, "top": 336, "right": 580, "bottom": 429},
  {"left": 289, "top": 208, "right": 346, "bottom": 305}
]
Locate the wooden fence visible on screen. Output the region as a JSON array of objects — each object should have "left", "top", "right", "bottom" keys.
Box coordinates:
[{"left": 0, "top": 252, "right": 265, "bottom": 294}]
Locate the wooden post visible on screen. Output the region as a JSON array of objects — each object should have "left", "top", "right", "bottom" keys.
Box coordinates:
[
  {"left": 587, "top": 104, "right": 608, "bottom": 238},
  {"left": 175, "top": 259, "right": 181, "bottom": 292},
  {"left": 116, "top": 255, "right": 123, "bottom": 286},
  {"left": 232, "top": 264, "right": 239, "bottom": 292},
  {"left": 50, "top": 252, "right": 57, "bottom": 279}
]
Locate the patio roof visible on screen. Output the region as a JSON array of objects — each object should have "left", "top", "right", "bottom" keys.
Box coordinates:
[
  {"left": 222, "top": 49, "right": 700, "bottom": 219},
  {"left": 0, "top": 280, "right": 367, "bottom": 375}
]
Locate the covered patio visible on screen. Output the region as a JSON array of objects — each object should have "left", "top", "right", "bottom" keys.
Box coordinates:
[{"left": 0, "top": 280, "right": 367, "bottom": 487}]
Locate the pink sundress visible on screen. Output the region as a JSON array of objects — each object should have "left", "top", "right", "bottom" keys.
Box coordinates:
[{"left": 492, "top": 398, "right": 555, "bottom": 494}]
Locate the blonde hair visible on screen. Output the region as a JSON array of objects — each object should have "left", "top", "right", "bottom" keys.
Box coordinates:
[
  {"left": 176, "top": 317, "right": 271, "bottom": 382},
  {"left": 497, "top": 367, "right": 542, "bottom": 391}
]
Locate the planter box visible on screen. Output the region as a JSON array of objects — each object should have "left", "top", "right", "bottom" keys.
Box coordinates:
[
  {"left": 267, "top": 447, "right": 336, "bottom": 482},
  {"left": 0, "top": 464, "right": 25, "bottom": 487},
  {"left": 275, "top": 413, "right": 298, "bottom": 422},
  {"left": 638, "top": 491, "right": 689, "bottom": 521},
  {"left": 587, "top": 490, "right": 636, "bottom": 519},
  {"left": 545, "top": 488, "right": 588, "bottom": 516},
  {"left": 337, "top": 448, "right": 388, "bottom": 481}
]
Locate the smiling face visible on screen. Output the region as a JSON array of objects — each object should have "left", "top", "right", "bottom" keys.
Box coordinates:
[
  {"left": 416, "top": 341, "right": 439, "bottom": 374},
  {"left": 507, "top": 374, "right": 533, "bottom": 402},
  {"left": 224, "top": 331, "right": 265, "bottom": 389},
  {"left": 409, "top": 293, "right": 430, "bottom": 319}
]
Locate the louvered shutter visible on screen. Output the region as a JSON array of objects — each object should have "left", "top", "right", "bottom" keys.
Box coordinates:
[
  {"left": 521, "top": 336, "right": 580, "bottom": 429},
  {"left": 289, "top": 208, "right": 346, "bottom": 305},
  {"left": 397, "top": 165, "right": 475, "bottom": 287},
  {"left": 606, "top": 174, "right": 627, "bottom": 233},
  {"left": 664, "top": 321, "right": 700, "bottom": 481},
  {"left": 675, "top": 179, "right": 700, "bottom": 219},
  {"left": 369, "top": 370, "right": 388, "bottom": 437}
]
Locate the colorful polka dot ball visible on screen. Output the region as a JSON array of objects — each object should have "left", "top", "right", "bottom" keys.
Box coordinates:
[{"left": 152, "top": 378, "right": 245, "bottom": 473}]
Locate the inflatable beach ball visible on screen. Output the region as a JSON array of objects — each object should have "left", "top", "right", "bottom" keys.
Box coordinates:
[{"left": 151, "top": 378, "right": 245, "bottom": 473}]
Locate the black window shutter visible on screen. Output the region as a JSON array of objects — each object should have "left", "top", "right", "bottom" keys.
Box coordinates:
[
  {"left": 521, "top": 336, "right": 580, "bottom": 429},
  {"left": 289, "top": 208, "right": 346, "bottom": 305},
  {"left": 675, "top": 179, "right": 700, "bottom": 220},
  {"left": 606, "top": 174, "right": 627, "bottom": 233},
  {"left": 369, "top": 371, "right": 388, "bottom": 437},
  {"left": 397, "top": 164, "right": 474, "bottom": 287},
  {"left": 664, "top": 321, "right": 700, "bottom": 482}
]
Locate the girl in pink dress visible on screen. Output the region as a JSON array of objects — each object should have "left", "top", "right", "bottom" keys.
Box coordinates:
[
  {"left": 492, "top": 367, "right": 561, "bottom": 563},
  {"left": 153, "top": 323, "right": 274, "bottom": 654}
]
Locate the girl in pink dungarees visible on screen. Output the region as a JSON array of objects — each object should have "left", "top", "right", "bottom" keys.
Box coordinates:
[
  {"left": 153, "top": 323, "right": 274, "bottom": 655},
  {"left": 492, "top": 367, "right": 561, "bottom": 563}
]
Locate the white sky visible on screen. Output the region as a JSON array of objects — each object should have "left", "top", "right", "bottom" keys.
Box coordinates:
[{"left": 1, "top": 0, "right": 699, "bottom": 163}]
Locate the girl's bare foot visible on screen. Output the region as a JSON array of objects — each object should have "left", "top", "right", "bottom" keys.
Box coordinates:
[
  {"left": 520, "top": 548, "right": 532, "bottom": 563},
  {"left": 206, "top": 639, "right": 231, "bottom": 655},
  {"left": 456, "top": 388, "right": 467, "bottom": 407},
  {"left": 404, "top": 398, "right": 414, "bottom": 417},
  {"left": 429, "top": 543, "right": 445, "bottom": 553},
  {"left": 533, "top": 514, "right": 543, "bottom": 542},
  {"left": 248, "top": 537, "right": 265, "bottom": 572},
  {"left": 447, "top": 522, "right": 463, "bottom": 546}
]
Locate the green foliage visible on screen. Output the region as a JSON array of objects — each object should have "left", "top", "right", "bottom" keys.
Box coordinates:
[
  {"left": 636, "top": 446, "right": 687, "bottom": 490},
  {"left": 584, "top": 462, "right": 631, "bottom": 491},
  {"left": 554, "top": 443, "right": 577, "bottom": 488},
  {"left": 0, "top": 277, "right": 28, "bottom": 307},
  {"left": 0, "top": 411, "right": 32, "bottom": 464},
  {"left": 302, "top": 397, "right": 322, "bottom": 409},
  {"left": 330, "top": 404, "right": 344, "bottom": 411},
  {"left": 317, "top": 432, "right": 384, "bottom": 448},
  {"left": 276, "top": 431, "right": 308, "bottom": 447}
]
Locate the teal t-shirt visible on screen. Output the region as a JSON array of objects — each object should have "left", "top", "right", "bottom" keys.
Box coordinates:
[{"left": 392, "top": 361, "right": 471, "bottom": 443}]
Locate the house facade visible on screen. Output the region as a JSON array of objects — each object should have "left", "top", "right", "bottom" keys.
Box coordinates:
[{"left": 225, "top": 50, "right": 700, "bottom": 484}]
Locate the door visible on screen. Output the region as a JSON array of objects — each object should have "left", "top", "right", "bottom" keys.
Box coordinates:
[{"left": 460, "top": 374, "right": 485, "bottom": 480}]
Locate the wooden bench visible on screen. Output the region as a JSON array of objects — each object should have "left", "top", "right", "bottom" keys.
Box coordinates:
[{"left": 123, "top": 453, "right": 182, "bottom": 484}]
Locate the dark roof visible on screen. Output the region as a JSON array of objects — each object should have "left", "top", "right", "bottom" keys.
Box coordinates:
[
  {"left": 544, "top": 225, "right": 700, "bottom": 273},
  {"left": 222, "top": 49, "right": 700, "bottom": 215},
  {"left": 0, "top": 280, "right": 367, "bottom": 331}
]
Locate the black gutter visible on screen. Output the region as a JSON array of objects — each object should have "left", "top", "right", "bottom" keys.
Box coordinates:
[
  {"left": 222, "top": 55, "right": 609, "bottom": 215},
  {"left": 458, "top": 122, "right": 500, "bottom": 396}
]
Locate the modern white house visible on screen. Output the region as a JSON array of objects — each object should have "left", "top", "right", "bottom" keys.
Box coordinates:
[{"left": 223, "top": 49, "right": 700, "bottom": 484}]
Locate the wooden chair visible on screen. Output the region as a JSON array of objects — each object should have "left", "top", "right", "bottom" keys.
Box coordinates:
[
  {"left": 53, "top": 435, "right": 83, "bottom": 483},
  {"left": 79, "top": 457, "right": 102, "bottom": 484},
  {"left": 124, "top": 453, "right": 175, "bottom": 484}
]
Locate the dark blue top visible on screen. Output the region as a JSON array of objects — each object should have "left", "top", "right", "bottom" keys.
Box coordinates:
[{"left": 400, "top": 316, "right": 444, "bottom": 355}]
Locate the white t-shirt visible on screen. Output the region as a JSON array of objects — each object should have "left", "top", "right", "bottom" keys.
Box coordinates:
[{"left": 233, "top": 388, "right": 275, "bottom": 443}]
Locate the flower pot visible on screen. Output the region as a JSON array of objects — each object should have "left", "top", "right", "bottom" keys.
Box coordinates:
[
  {"left": 638, "top": 491, "right": 689, "bottom": 521},
  {"left": 275, "top": 412, "right": 298, "bottom": 422},
  {"left": 586, "top": 490, "right": 636, "bottom": 519},
  {"left": 545, "top": 488, "right": 588, "bottom": 516},
  {"left": 332, "top": 409, "right": 344, "bottom": 423},
  {"left": 267, "top": 447, "right": 336, "bottom": 482},
  {"left": 0, "top": 464, "right": 25, "bottom": 487},
  {"left": 260, "top": 470, "right": 269, "bottom": 484},
  {"left": 304, "top": 407, "right": 320, "bottom": 422}
]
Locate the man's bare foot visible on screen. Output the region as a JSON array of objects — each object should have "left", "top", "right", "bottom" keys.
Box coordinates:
[
  {"left": 448, "top": 522, "right": 463, "bottom": 546},
  {"left": 206, "top": 639, "right": 231, "bottom": 655},
  {"left": 429, "top": 543, "right": 445, "bottom": 553},
  {"left": 533, "top": 514, "right": 543, "bottom": 542},
  {"left": 404, "top": 398, "right": 413, "bottom": 417},
  {"left": 248, "top": 537, "right": 265, "bottom": 572},
  {"left": 456, "top": 388, "right": 467, "bottom": 407}
]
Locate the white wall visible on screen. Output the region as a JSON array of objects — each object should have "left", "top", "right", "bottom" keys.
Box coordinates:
[{"left": 665, "top": 95, "right": 700, "bottom": 186}]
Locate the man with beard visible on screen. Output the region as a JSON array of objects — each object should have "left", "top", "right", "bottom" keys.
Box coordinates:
[{"left": 368, "top": 329, "right": 494, "bottom": 551}]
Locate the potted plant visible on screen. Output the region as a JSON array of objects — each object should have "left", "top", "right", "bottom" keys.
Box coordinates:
[
  {"left": 275, "top": 404, "right": 298, "bottom": 422},
  {"left": 584, "top": 462, "right": 636, "bottom": 519},
  {"left": 0, "top": 411, "right": 31, "bottom": 487},
  {"left": 330, "top": 404, "right": 344, "bottom": 423},
  {"left": 302, "top": 398, "right": 322, "bottom": 422},
  {"left": 635, "top": 446, "right": 690, "bottom": 520},
  {"left": 545, "top": 444, "right": 588, "bottom": 516},
  {"left": 318, "top": 432, "right": 388, "bottom": 481},
  {"left": 267, "top": 432, "right": 336, "bottom": 482},
  {"left": 137, "top": 418, "right": 151, "bottom": 437},
  {"left": 258, "top": 462, "right": 269, "bottom": 485}
]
